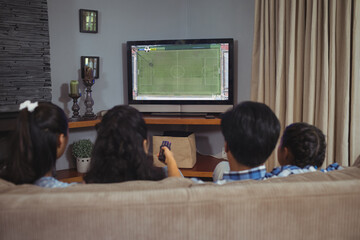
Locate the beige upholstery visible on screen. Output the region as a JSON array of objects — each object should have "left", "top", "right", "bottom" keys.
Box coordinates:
[{"left": 1, "top": 165, "right": 360, "bottom": 240}]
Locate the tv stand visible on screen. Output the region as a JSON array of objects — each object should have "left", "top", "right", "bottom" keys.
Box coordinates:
[
  {"left": 143, "top": 114, "right": 221, "bottom": 125},
  {"left": 68, "top": 115, "right": 221, "bottom": 128},
  {"left": 149, "top": 112, "right": 220, "bottom": 118},
  {"left": 66, "top": 116, "right": 223, "bottom": 180}
]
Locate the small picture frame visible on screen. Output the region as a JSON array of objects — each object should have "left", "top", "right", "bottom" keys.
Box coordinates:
[
  {"left": 81, "top": 56, "right": 100, "bottom": 79},
  {"left": 79, "top": 9, "right": 98, "bottom": 33}
]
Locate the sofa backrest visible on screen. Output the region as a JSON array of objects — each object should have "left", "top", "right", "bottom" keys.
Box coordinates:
[{"left": 1, "top": 164, "right": 360, "bottom": 240}]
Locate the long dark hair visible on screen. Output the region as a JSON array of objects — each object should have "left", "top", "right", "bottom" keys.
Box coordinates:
[
  {"left": 1, "top": 102, "right": 68, "bottom": 184},
  {"left": 280, "top": 122, "right": 326, "bottom": 168},
  {"left": 84, "top": 105, "right": 166, "bottom": 183}
]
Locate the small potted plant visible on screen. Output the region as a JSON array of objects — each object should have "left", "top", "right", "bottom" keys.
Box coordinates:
[{"left": 72, "top": 139, "right": 94, "bottom": 173}]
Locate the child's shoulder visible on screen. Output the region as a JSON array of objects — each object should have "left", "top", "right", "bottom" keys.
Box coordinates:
[{"left": 34, "top": 176, "right": 76, "bottom": 188}]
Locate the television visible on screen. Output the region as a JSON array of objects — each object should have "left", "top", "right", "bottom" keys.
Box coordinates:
[{"left": 127, "top": 38, "right": 234, "bottom": 115}]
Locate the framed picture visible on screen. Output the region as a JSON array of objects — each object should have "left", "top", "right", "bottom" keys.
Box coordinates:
[
  {"left": 79, "top": 9, "right": 98, "bottom": 33},
  {"left": 81, "top": 56, "right": 100, "bottom": 79}
]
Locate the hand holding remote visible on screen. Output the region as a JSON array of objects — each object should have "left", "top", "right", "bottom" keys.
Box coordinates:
[{"left": 158, "top": 141, "right": 171, "bottom": 162}]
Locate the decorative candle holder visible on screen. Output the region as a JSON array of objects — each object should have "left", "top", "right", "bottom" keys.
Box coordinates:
[
  {"left": 68, "top": 93, "right": 81, "bottom": 121},
  {"left": 82, "top": 78, "right": 97, "bottom": 120}
]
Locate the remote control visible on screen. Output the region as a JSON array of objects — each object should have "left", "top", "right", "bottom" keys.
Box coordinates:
[{"left": 158, "top": 141, "right": 171, "bottom": 162}]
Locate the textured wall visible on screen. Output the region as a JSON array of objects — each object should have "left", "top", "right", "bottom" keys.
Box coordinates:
[{"left": 0, "top": 0, "right": 51, "bottom": 107}]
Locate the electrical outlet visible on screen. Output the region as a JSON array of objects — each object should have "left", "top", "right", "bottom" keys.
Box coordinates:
[{"left": 221, "top": 147, "right": 227, "bottom": 159}]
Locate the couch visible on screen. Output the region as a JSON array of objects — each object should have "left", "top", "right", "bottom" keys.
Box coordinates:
[{"left": 1, "top": 159, "right": 360, "bottom": 240}]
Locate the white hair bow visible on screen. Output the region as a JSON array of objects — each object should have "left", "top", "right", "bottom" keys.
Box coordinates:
[{"left": 19, "top": 100, "right": 38, "bottom": 112}]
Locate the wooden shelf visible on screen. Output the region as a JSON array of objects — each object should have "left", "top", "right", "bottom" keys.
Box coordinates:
[
  {"left": 55, "top": 170, "right": 84, "bottom": 183},
  {"left": 144, "top": 116, "right": 221, "bottom": 125},
  {"left": 68, "top": 118, "right": 101, "bottom": 129},
  {"left": 68, "top": 116, "right": 221, "bottom": 129},
  {"left": 56, "top": 153, "right": 224, "bottom": 182}
]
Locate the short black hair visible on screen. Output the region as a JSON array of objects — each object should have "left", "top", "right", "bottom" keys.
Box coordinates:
[
  {"left": 221, "top": 101, "right": 280, "bottom": 168},
  {"left": 84, "top": 105, "right": 166, "bottom": 183},
  {"left": 280, "top": 122, "right": 326, "bottom": 168}
]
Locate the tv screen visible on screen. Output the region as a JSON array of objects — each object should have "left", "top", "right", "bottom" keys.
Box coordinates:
[{"left": 127, "top": 38, "right": 234, "bottom": 114}]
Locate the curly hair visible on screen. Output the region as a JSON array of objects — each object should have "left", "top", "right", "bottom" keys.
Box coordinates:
[
  {"left": 280, "top": 122, "right": 326, "bottom": 168},
  {"left": 84, "top": 105, "right": 166, "bottom": 183},
  {"left": 1, "top": 102, "right": 68, "bottom": 184},
  {"left": 221, "top": 101, "right": 280, "bottom": 168}
]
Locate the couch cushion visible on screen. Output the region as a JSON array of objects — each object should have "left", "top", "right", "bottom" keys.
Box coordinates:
[
  {"left": 185, "top": 179, "right": 360, "bottom": 240},
  {"left": 0, "top": 178, "right": 15, "bottom": 190}
]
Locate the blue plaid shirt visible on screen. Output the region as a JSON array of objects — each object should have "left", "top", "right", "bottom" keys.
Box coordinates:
[
  {"left": 192, "top": 162, "right": 343, "bottom": 184},
  {"left": 192, "top": 165, "right": 267, "bottom": 185},
  {"left": 264, "top": 163, "right": 343, "bottom": 179},
  {"left": 221, "top": 165, "right": 266, "bottom": 181}
]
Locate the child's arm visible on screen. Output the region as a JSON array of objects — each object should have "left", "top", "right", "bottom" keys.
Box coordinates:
[{"left": 162, "top": 147, "right": 182, "bottom": 177}]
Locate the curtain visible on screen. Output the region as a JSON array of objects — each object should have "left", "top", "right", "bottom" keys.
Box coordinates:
[{"left": 251, "top": 0, "right": 360, "bottom": 171}]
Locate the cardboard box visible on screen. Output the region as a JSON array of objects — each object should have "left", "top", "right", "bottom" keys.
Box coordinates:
[{"left": 153, "top": 131, "right": 197, "bottom": 168}]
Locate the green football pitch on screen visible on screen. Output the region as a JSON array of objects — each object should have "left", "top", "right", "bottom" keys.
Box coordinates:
[{"left": 136, "top": 48, "right": 221, "bottom": 96}]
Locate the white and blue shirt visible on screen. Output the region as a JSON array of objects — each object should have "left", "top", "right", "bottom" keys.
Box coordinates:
[{"left": 34, "top": 176, "right": 76, "bottom": 188}]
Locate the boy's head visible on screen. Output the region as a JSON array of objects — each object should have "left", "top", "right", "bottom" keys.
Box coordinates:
[
  {"left": 221, "top": 101, "right": 280, "bottom": 168},
  {"left": 278, "top": 122, "right": 326, "bottom": 168}
]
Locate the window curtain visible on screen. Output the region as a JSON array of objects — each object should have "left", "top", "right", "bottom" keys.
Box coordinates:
[{"left": 251, "top": 0, "right": 360, "bottom": 171}]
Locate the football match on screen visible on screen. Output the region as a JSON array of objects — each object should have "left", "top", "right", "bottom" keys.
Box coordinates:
[{"left": 131, "top": 43, "right": 229, "bottom": 101}]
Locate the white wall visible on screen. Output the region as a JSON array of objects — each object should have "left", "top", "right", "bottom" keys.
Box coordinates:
[{"left": 47, "top": 0, "right": 255, "bottom": 170}]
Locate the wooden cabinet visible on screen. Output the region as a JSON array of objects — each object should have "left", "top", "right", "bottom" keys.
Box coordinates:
[{"left": 60, "top": 116, "right": 225, "bottom": 182}]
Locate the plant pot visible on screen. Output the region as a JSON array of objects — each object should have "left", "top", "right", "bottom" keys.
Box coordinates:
[{"left": 76, "top": 157, "right": 91, "bottom": 173}]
